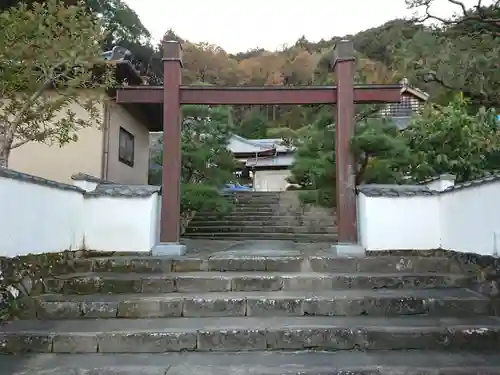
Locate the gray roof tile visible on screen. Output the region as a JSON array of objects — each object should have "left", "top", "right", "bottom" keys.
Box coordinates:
[
  {"left": 357, "top": 184, "right": 438, "bottom": 197},
  {"left": 0, "top": 168, "right": 160, "bottom": 198},
  {"left": 0, "top": 167, "right": 84, "bottom": 193},
  {"left": 70, "top": 173, "right": 114, "bottom": 184},
  {"left": 85, "top": 184, "right": 161, "bottom": 198},
  {"left": 359, "top": 172, "right": 500, "bottom": 197},
  {"left": 443, "top": 173, "right": 500, "bottom": 194}
]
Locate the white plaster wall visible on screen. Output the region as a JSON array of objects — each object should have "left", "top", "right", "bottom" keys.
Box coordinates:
[
  {"left": 254, "top": 170, "right": 291, "bottom": 192},
  {"left": 358, "top": 179, "right": 500, "bottom": 255},
  {"left": 0, "top": 178, "right": 84, "bottom": 256},
  {"left": 441, "top": 184, "right": 500, "bottom": 256},
  {"left": 83, "top": 194, "right": 158, "bottom": 252},
  {"left": 0, "top": 174, "right": 159, "bottom": 257},
  {"left": 358, "top": 193, "right": 440, "bottom": 251}
]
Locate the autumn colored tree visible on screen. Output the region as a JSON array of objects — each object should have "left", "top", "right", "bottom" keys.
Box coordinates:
[
  {"left": 182, "top": 42, "right": 240, "bottom": 85},
  {"left": 0, "top": 0, "right": 113, "bottom": 168}
]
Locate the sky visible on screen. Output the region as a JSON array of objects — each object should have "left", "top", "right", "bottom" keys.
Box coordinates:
[{"left": 123, "top": 0, "right": 482, "bottom": 53}]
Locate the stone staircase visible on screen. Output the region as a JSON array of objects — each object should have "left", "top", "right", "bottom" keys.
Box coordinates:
[
  {"left": 183, "top": 192, "right": 338, "bottom": 241},
  {"left": 2, "top": 250, "right": 500, "bottom": 374}
]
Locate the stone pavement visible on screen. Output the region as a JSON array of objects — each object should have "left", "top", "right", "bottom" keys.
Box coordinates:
[{"left": 1, "top": 240, "right": 500, "bottom": 374}]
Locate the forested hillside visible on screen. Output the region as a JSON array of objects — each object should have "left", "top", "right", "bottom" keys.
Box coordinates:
[{"left": 4, "top": 0, "right": 498, "bottom": 133}]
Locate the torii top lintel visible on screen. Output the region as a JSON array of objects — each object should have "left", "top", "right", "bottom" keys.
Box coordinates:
[{"left": 116, "top": 40, "right": 402, "bottom": 106}]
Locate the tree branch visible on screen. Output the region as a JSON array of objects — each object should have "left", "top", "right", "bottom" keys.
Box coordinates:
[
  {"left": 355, "top": 153, "right": 369, "bottom": 185},
  {"left": 423, "top": 71, "right": 499, "bottom": 105},
  {"left": 413, "top": 0, "right": 500, "bottom": 35},
  {"left": 448, "top": 0, "right": 468, "bottom": 16},
  {"left": 10, "top": 139, "right": 30, "bottom": 149},
  {"left": 10, "top": 59, "right": 70, "bottom": 134}
]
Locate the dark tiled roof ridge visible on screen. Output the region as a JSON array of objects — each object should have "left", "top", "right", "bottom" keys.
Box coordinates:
[
  {"left": 0, "top": 167, "right": 159, "bottom": 198},
  {"left": 0, "top": 167, "right": 84, "bottom": 193},
  {"left": 70, "top": 173, "right": 115, "bottom": 184},
  {"left": 360, "top": 171, "right": 500, "bottom": 197}
]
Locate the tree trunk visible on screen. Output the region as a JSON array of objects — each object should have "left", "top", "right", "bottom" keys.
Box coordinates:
[{"left": 0, "top": 136, "right": 11, "bottom": 168}]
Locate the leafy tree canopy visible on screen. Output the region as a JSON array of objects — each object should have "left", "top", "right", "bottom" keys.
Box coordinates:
[
  {"left": 403, "top": 95, "right": 500, "bottom": 182},
  {"left": 396, "top": 0, "right": 500, "bottom": 107},
  {"left": 150, "top": 105, "right": 236, "bottom": 219},
  {"left": 0, "top": 0, "right": 114, "bottom": 167},
  {"left": 289, "top": 96, "right": 500, "bottom": 208}
]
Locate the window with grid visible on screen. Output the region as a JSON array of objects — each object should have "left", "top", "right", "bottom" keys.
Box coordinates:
[{"left": 119, "top": 127, "right": 135, "bottom": 167}]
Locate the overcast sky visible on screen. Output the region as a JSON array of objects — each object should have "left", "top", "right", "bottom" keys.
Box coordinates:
[{"left": 123, "top": 0, "right": 482, "bottom": 53}]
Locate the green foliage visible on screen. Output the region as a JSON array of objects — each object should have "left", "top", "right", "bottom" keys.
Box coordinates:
[
  {"left": 152, "top": 105, "right": 237, "bottom": 217},
  {"left": 0, "top": 0, "right": 114, "bottom": 167},
  {"left": 352, "top": 119, "right": 413, "bottom": 184},
  {"left": 287, "top": 106, "right": 411, "bottom": 207},
  {"left": 397, "top": 1, "right": 500, "bottom": 107},
  {"left": 403, "top": 96, "right": 500, "bottom": 182},
  {"left": 0, "top": 0, "right": 154, "bottom": 77},
  {"left": 180, "top": 105, "right": 235, "bottom": 186},
  {"left": 238, "top": 109, "right": 268, "bottom": 139},
  {"left": 290, "top": 95, "right": 500, "bottom": 208},
  {"left": 181, "top": 184, "right": 232, "bottom": 217},
  {"left": 353, "top": 19, "right": 421, "bottom": 68}
]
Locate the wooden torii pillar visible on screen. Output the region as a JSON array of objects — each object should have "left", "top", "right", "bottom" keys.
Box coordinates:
[{"left": 115, "top": 40, "right": 402, "bottom": 256}]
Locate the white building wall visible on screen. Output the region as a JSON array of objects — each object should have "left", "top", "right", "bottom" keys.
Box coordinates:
[{"left": 253, "top": 170, "right": 291, "bottom": 192}]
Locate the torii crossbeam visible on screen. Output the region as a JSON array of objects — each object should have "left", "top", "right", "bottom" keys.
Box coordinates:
[{"left": 116, "top": 40, "right": 402, "bottom": 256}]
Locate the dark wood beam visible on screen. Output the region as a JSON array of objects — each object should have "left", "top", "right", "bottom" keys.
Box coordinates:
[{"left": 116, "top": 85, "right": 402, "bottom": 105}]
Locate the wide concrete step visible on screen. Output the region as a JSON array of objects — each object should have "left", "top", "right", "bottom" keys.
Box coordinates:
[
  {"left": 3, "top": 351, "right": 500, "bottom": 375},
  {"left": 29, "top": 288, "right": 489, "bottom": 320},
  {"left": 2, "top": 316, "right": 500, "bottom": 353},
  {"left": 185, "top": 226, "right": 338, "bottom": 234},
  {"left": 66, "top": 254, "right": 460, "bottom": 274},
  {"left": 44, "top": 271, "right": 474, "bottom": 295},
  {"left": 182, "top": 232, "right": 338, "bottom": 241}
]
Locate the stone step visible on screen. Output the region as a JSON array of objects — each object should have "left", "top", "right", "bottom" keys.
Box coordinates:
[
  {"left": 68, "top": 255, "right": 460, "bottom": 274},
  {"left": 221, "top": 193, "right": 280, "bottom": 199},
  {"left": 199, "top": 207, "right": 275, "bottom": 214},
  {"left": 187, "top": 220, "right": 332, "bottom": 227},
  {"left": 222, "top": 202, "right": 281, "bottom": 207},
  {"left": 29, "top": 288, "right": 489, "bottom": 320},
  {"left": 44, "top": 271, "right": 474, "bottom": 295},
  {"left": 4, "top": 351, "right": 500, "bottom": 375},
  {"left": 190, "top": 214, "right": 325, "bottom": 222},
  {"left": 225, "top": 201, "right": 281, "bottom": 206},
  {"left": 2, "top": 316, "right": 500, "bottom": 353},
  {"left": 184, "top": 226, "right": 338, "bottom": 234},
  {"left": 222, "top": 197, "right": 280, "bottom": 202},
  {"left": 182, "top": 232, "right": 338, "bottom": 241},
  {"left": 193, "top": 212, "right": 282, "bottom": 218}
]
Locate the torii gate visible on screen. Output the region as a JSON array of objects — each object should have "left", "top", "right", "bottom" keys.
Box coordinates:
[{"left": 116, "top": 40, "right": 402, "bottom": 256}]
